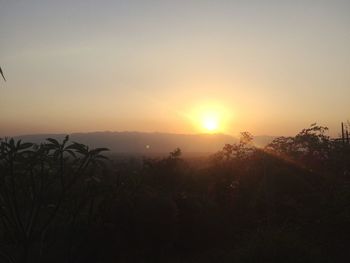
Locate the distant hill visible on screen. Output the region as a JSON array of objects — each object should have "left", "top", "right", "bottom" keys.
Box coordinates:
[
  {"left": 14, "top": 132, "right": 275, "bottom": 154},
  {"left": 252, "top": 135, "right": 276, "bottom": 147}
]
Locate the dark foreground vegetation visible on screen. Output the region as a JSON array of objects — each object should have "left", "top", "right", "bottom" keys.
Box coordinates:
[{"left": 0, "top": 124, "right": 349, "bottom": 262}]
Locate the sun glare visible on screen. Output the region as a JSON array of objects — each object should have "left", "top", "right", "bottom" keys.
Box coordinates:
[
  {"left": 202, "top": 114, "right": 219, "bottom": 132},
  {"left": 186, "top": 101, "right": 233, "bottom": 134}
]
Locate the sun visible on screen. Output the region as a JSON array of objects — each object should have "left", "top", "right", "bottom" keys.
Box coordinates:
[
  {"left": 186, "top": 101, "right": 233, "bottom": 134},
  {"left": 202, "top": 115, "right": 219, "bottom": 132},
  {"left": 200, "top": 110, "right": 222, "bottom": 133}
]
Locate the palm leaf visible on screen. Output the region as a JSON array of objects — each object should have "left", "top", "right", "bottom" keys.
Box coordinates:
[{"left": 46, "top": 138, "right": 59, "bottom": 146}]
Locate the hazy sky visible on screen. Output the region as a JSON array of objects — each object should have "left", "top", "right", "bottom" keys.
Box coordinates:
[{"left": 1, "top": 0, "right": 349, "bottom": 137}]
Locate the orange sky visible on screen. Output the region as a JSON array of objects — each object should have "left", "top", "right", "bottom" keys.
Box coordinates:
[{"left": 1, "top": 1, "right": 349, "bottom": 137}]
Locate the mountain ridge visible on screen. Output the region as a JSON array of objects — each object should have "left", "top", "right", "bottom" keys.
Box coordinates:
[{"left": 12, "top": 131, "right": 276, "bottom": 153}]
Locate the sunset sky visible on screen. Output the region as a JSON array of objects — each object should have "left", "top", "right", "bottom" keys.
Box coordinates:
[{"left": 1, "top": 0, "right": 349, "bottom": 137}]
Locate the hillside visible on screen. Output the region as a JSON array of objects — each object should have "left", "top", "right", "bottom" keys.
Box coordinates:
[{"left": 14, "top": 131, "right": 275, "bottom": 154}]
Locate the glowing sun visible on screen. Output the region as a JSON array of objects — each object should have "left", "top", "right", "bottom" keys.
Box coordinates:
[
  {"left": 187, "top": 102, "right": 232, "bottom": 134},
  {"left": 202, "top": 115, "right": 219, "bottom": 132}
]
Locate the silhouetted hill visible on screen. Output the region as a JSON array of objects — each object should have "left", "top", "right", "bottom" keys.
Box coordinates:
[
  {"left": 252, "top": 135, "right": 276, "bottom": 147},
  {"left": 14, "top": 132, "right": 275, "bottom": 154},
  {"left": 15, "top": 132, "right": 235, "bottom": 154}
]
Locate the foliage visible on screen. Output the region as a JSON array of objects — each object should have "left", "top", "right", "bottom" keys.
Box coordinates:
[
  {"left": 0, "top": 136, "right": 109, "bottom": 263},
  {"left": 0, "top": 125, "right": 350, "bottom": 262}
]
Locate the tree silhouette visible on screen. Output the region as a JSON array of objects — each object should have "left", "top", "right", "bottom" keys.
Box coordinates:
[{"left": 0, "top": 136, "right": 109, "bottom": 263}]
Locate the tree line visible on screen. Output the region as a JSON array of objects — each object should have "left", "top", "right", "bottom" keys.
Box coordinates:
[{"left": 0, "top": 124, "right": 349, "bottom": 262}]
